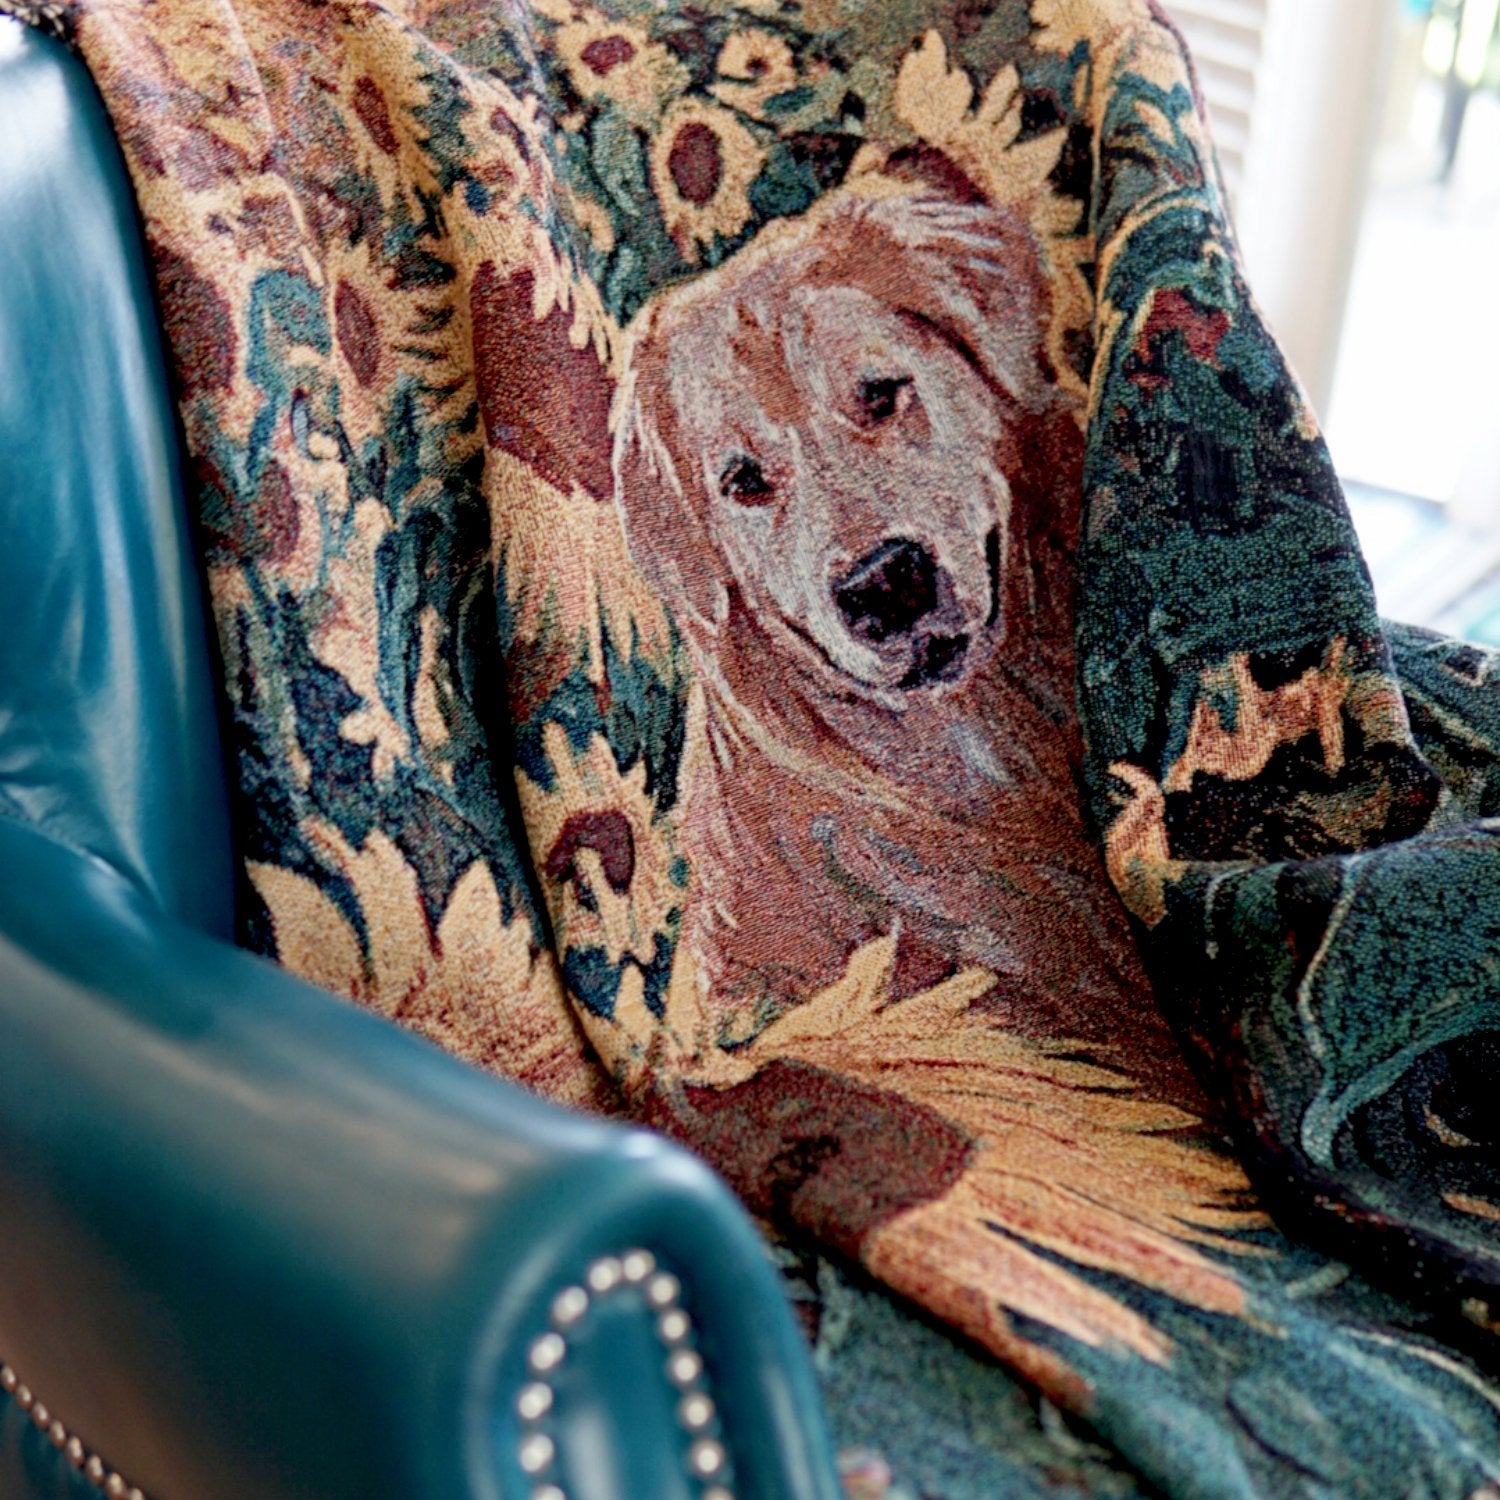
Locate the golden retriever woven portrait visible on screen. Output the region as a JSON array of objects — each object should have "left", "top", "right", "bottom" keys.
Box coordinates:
[{"left": 612, "top": 162, "right": 1143, "bottom": 1046}]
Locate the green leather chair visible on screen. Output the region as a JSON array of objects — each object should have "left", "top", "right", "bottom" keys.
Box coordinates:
[{"left": 0, "top": 17, "right": 844, "bottom": 1499}]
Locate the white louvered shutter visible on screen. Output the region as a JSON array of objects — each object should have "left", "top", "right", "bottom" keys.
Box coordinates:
[{"left": 1164, "top": 0, "right": 1273, "bottom": 206}]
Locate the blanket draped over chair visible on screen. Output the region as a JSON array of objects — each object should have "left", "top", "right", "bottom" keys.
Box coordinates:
[{"left": 16, "top": 0, "right": 1500, "bottom": 1491}]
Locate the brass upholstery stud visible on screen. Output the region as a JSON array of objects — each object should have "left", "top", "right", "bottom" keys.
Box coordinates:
[
  {"left": 2, "top": 1360, "right": 151, "bottom": 1497},
  {"left": 513, "top": 1249, "right": 736, "bottom": 1500}
]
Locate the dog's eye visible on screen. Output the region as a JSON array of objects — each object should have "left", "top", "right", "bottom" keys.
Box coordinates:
[
  {"left": 857, "top": 375, "right": 914, "bottom": 425},
  {"left": 719, "top": 454, "right": 774, "bottom": 505}
]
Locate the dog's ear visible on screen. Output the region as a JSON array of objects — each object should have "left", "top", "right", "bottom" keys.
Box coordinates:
[
  {"left": 835, "top": 171, "right": 1057, "bottom": 415},
  {"left": 611, "top": 311, "right": 729, "bottom": 638}
]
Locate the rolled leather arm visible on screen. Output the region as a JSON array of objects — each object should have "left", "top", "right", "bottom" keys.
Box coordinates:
[{"left": 0, "top": 815, "right": 842, "bottom": 1500}]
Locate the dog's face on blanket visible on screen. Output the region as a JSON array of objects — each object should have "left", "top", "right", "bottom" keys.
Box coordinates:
[{"left": 614, "top": 177, "right": 1057, "bottom": 704}]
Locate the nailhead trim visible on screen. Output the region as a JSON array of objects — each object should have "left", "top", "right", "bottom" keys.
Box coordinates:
[
  {"left": 1, "top": 1363, "right": 147, "bottom": 1499},
  {"left": 0, "top": 1, "right": 74, "bottom": 48},
  {"left": 6, "top": 1250, "right": 734, "bottom": 1500},
  {"left": 517, "top": 1250, "right": 736, "bottom": 1500}
]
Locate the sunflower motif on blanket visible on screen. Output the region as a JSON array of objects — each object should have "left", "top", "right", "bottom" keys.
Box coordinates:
[{"left": 49, "top": 0, "right": 1500, "bottom": 1486}]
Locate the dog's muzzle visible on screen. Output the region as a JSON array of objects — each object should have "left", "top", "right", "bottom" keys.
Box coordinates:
[{"left": 833, "top": 537, "right": 972, "bottom": 689}]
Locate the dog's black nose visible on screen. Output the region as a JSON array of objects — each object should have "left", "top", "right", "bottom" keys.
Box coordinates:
[{"left": 834, "top": 539, "right": 939, "bottom": 644}]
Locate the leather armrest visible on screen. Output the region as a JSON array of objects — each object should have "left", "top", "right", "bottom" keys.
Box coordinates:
[{"left": 0, "top": 815, "right": 842, "bottom": 1500}]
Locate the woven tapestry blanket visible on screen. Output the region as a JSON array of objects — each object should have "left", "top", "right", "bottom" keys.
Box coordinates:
[{"left": 18, "top": 0, "right": 1500, "bottom": 1492}]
